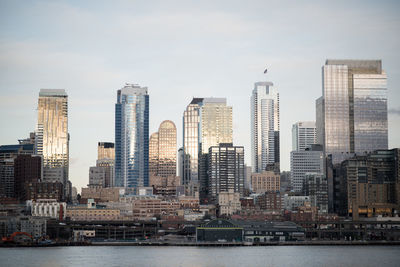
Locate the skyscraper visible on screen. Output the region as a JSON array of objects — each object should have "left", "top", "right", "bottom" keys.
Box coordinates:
[
  {"left": 208, "top": 143, "right": 244, "bottom": 202},
  {"left": 115, "top": 83, "right": 149, "bottom": 189},
  {"left": 292, "top": 121, "right": 316, "bottom": 151},
  {"left": 316, "top": 60, "right": 388, "bottom": 164},
  {"left": 183, "top": 98, "right": 232, "bottom": 196},
  {"left": 36, "top": 89, "right": 69, "bottom": 199},
  {"left": 251, "top": 82, "right": 280, "bottom": 173},
  {"left": 149, "top": 120, "right": 177, "bottom": 188}
]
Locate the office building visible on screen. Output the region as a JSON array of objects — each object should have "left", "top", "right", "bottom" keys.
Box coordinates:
[
  {"left": 316, "top": 60, "right": 388, "bottom": 164},
  {"left": 290, "top": 145, "right": 324, "bottom": 192},
  {"left": 208, "top": 143, "right": 244, "bottom": 202},
  {"left": 14, "top": 154, "right": 42, "bottom": 201},
  {"left": 251, "top": 171, "right": 280, "bottom": 194},
  {"left": 149, "top": 120, "right": 177, "bottom": 189},
  {"left": 303, "top": 173, "right": 328, "bottom": 213},
  {"left": 182, "top": 98, "right": 232, "bottom": 195},
  {"left": 115, "top": 84, "right": 149, "bottom": 189},
  {"left": 36, "top": 89, "right": 70, "bottom": 199},
  {"left": 97, "top": 142, "right": 115, "bottom": 161},
  {"left": 292, "top": 121, "right": 316, "bottom": 151},
  {"left": 251, "top": 81, "right": 280, "bottom": 173}
]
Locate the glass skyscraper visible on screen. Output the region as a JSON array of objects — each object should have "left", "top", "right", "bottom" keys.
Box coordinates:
[
  {"left": 316, "top": 60, "right": 388, "bottom": 164},
  {"left": 115, "top": 84, "right": 149, "bottom": 189},
  {"left": 183, "top": 98, "right": 232, "bottom": 196},
  {"left": 36, "top": 89, "right": 69, "bottom": 198},
  {"left": 251, "top": 82, "right": 280, "bottom": 173}
]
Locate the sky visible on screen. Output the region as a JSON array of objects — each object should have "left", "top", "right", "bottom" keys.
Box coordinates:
[{"left": 1, "top": 0, "right": 400, "bottom": 192}]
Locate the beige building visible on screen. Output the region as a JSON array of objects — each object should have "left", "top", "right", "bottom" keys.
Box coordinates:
[
  {"left": 97, "top": 142, "right": 115, "bottom": 161},
  {"left": 218, "top": 189, "right": 241, "bottom": 216},
  {"left": 81, "top": 187, "right": 122, "bottom": 202},
  {"left": 67, "top": 201, "right": 120, "bottom": 221},
  {"left": 251, "top": 171, "right": 280, "bottom": 193}
]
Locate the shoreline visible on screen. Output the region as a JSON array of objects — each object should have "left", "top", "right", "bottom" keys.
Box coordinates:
[{"left": 2, "top": 240, "right": 400, "bottom": 247}]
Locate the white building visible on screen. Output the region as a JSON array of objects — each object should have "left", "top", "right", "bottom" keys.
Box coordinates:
[
  {"left": 251, "top": 82, "right": 280, "bottom": 173},
  {"left": 218, "top": 189, "right": 241, "bottom": 216},
  {"left": 28, "top": 199, "right": 67, "bottom": 220},
  {"left": 284, "top": 195, "right": 310, "bottom": 211},
  {"left": 292, "top": 121, "right": 316, "bottom": 151}
]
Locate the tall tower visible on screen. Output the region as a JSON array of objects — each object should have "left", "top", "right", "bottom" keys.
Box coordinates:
[
  {"left": 36, "top": 89, "right": 69, "bottom": 199},
  {"left": 317, "top": 60, "right": 388, "bottom": 164},
  {"left": 251, "top": 82, "right": 280, "bottom": 173},
  {"left": 115, "top": 83, "right": 149, "bottom": 189},
  {"left": 183, "top": 98, "right": 232, "bottom": 196}
]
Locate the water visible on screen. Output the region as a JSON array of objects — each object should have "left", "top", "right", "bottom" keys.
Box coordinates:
[{"left": 1, "top": 246, "right": 399, "bottom": 267}]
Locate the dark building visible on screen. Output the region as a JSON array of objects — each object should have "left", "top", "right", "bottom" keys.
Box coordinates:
[
  {"left": 332, "top": 149, "right": 400, "bottom": 218},
  {"left": 196, "top": 219, "right": 243, "bottom": 242},
  {"left": 24, "top": 182, "right": 64, "bottom": 201},
  {"left": 255, "top": 191, "right": 282, "bottom": 212},
  {"left": 208, "top": 143, "right": 244, "bottom": 203},
  {"left": 0, "top": 144, "right": 34, "bottom": 200},
  {"left": 14, "top": 155, "right": 42, "bottom": 201}
]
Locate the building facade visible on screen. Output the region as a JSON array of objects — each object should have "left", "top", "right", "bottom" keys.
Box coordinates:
[
  {"left": 183, "top": 98, "right": 232, "bottom": 196},
  {"left": 115, "top": 84, "right": 149, "bottom": 189},
  {"left": 251, "top": 171, "right": 280, "bottom": 194},
  {"left": 292, "top": 121, "right": 316, "bottom": 151},
  {"left": 316, "top": 60, "right": 388, "bottom": 164},
  {"left": 36, "top": 89, "right": 70, "bottom": 200},
  {"left": 208, "top": 143, "right": 244, "bottom": 202},
  {"left": 290, "top": 145, "right": 324, "bottom": 192},
  {"left": 251, "top": 82, "right": 280, "bottom": 173}
]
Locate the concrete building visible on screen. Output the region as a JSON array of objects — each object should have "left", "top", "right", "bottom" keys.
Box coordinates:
[
  {"left": 115, "top": 84, "right": 149, "bottom": 189},
  {"left": 208, "top": 143, "right": 244, "bottom": 202},
  {"left": 290, "top": 145, "right": 324, "bottom": 193},
  {"left": 251, "top": 81, "right": 280, "bottom": 173},
  {"left": 251, "top": 171, "right": 280, "bottom": 194},
  {"left": 218, "top": 189, "right": 241, "bottom": 216},
  {"left": 283, "top": 195, "right": 310, "bottom": 211},
  {"left": 36, "top": 89, "right": 70, "bottom": 200},
  {"left": 292, "top": 121, "right": 316, "bottom": 151},
  {"left": 316, "top": 60, "right": 388, "bottom": 165}
]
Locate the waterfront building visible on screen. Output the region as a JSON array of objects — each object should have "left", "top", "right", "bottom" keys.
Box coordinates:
[
  {"left": 115, "top": 84, "right": 149, "bottom": 189},
  {"left": 28, "top": 199, "right": 67, "bottom": 220},
  {"left": 183, "top": 98, "right": 232, "bottom": 196},
  {"left": 292, "top": 121, "right": 316, "bottom": 151},
  {"left": 36, "top": 89, "right": 70, "bottom": 200},
  {"left": 196, "top": 219, "right": 243, "bottom": 242},
  {"left": 208, "top": 143, "right": 244, "bottom": 202},
  {"left": 316, "top": 60, "right": 388, "bottom": 165},
  {"left": 335, "top": 149, "right": 400, "bottom": 218},
  {"left": 66, "top": 205, "right": 121, "bottom": 221},
  {"left": 251, "top": 171, "right": 280, "bottom": 194},
  {"left": 290, "top": 145, "right": 324, "bottom": 193}
]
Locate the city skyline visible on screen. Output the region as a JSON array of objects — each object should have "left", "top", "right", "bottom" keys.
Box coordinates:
[{"left": 1, "top": 1, "right": 400, "bottom": 192}]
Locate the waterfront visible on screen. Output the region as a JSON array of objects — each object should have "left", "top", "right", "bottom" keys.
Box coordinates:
[{"left": 1, "top": 246, "right": 400, "bottom": 267}]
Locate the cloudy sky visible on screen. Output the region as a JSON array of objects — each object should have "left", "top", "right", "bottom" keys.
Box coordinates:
[{"left": 1, "top": 0, "right": 399, "bottom": 192}]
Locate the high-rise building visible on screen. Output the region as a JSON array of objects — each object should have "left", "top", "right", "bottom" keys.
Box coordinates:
[
  {"left": 115, "top": 84, "right": 149, "bottom": 189},
  {"left": 98, "top": 142, "right": 115, "bottom": 161},
  {"left": 292, "top": 121, "right": 316, "bottom": 151},
  {"left": 303, "top": 173, "right": 328, "bottom": 214},
  {"left": 316, "top": 60, "right": 388, "bottom": 164},
  {"left": 208, "top": 143, "right": 244, "bottom": 202},
  {"left": 149, "top": 120, "right": 178, "bottom": 189},
  {"left": 183, "top": 98, "right": 232, "bottom": 196},
  {"left": 35, "top": 89, "right": 69, "bottom": 199},
  {"left": 14, "top": 154, "right": 42, "bottom": 201},
  {"left": 251, "top": 82, "right": 280, "bottom": 173},
  {"left": 290, "top": 145, "right": 324, "bottom": 192}
]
